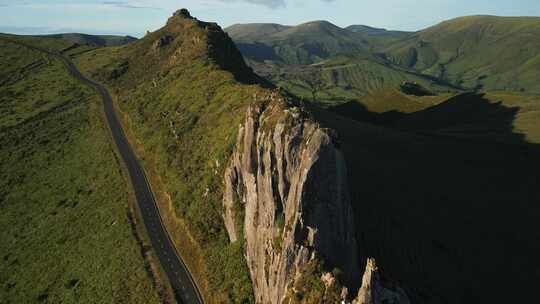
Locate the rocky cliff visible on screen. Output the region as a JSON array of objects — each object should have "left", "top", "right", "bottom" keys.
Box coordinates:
[
  {"left": 352, "top": 259, "right": 410, "bottom": 304},
  {"left": 223, "top": 91, "right": 361, "bottom": 303}
]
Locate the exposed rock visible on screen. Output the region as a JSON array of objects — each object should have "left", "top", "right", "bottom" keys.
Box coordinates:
[
  {"left": 352, "top": 258, "right": 410, "bottom": 304},
  {"left": 152, "top": 35, "right": 174, "bottom": 51},
  {"left": 172, "top": 8, "right": 193, "bottom": 19},
  {"left": 223, "top": 93, "right": 360, "bottom": 303}
]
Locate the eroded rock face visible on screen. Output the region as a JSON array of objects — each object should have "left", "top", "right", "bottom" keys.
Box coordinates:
[
  {"left": 353, "top": 258, "right": 410, "bottom": 304},
  {"left": 223, "top": 93, "right": 360, "bottom": 303}
]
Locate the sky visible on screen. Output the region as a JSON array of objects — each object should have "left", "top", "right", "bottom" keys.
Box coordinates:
[{"left": 1, "top": 0, "right": 539, "bottom": 37}]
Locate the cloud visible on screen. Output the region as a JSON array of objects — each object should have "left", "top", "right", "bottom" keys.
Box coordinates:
[
  {"left": 217, "top": 0, "right": 335, "bottom": 9},
  {"left": 101, "top": 1, "right": 161, "bottom": 9},
  {"left": 0, "top": 1, "right": 161, "bottom": 10},
  {"left": 245, "top": 0, "right": 285, "bottom": 8}
]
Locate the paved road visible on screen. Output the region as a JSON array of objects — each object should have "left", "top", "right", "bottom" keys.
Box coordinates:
[{"left": 8, "top": 40, "right": 204, "bottom": 304}]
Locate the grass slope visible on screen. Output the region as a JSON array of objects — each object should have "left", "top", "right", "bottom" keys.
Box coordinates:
[
  {"left": 385, "top": 15, "right": 540, "bottom": 93},
  {"left": 227, "top": 20, "right": 371, "bottom": 65},
  {"left": 270, "top": 56, "right": 456, "bottom": 105},
  {"left": 226, "top": 21, "right": 459, "bottom": 105},
  {"left": 0, "top": 38, "right": 161, "bottom": 303},
  {"left": 43, "top": 33, "right": 137, "bottom": 47}
]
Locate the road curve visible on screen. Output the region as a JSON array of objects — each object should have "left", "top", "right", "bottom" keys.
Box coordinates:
[{"left": 9, "top": 40, "right": 203, "bottom": 304}]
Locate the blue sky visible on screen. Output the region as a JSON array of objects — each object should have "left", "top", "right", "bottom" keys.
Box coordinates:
[{"left": 1, "top": 0, "right": 539, "bottom": 37}]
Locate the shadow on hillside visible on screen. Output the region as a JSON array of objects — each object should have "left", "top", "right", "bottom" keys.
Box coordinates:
[
  {"left": 330, "top": 92, "right": 526, "bottom": 144},
  {"left": 311, "top": 93, "right": 540, "bottom": 303},
  {"left": 236, "top": 42, "right": 281, "bottom": 62}
]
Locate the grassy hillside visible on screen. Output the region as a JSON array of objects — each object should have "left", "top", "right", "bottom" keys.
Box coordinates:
[
  {"left": 44, "top": 33, "right": 137, "bottom": 47},
  {"left": 227, "top": 21, "right": 460, "bottom": 105},
  {"left": 346, "top": 25, "right": 412, "bottom": 49},
  {"left": 385, "top": 15, "right": 540, "bottom": 93},
  {"left": 73, "top": 10, "right": 273, "bottom": 303},
  {"left": 229, "top": 16, "right": 540, "bottom": 103},
  {"left": 226, "top": 23, "right": 291, "bottom": 41},
  {"left": 227, "top": 20, "right": 371, "bottom": 65},
  {"left": 269, "top": 55, "right": 456, "bottom": 105},
  {"left": 0, "top": 38, "right": 161, "bottom": 303},
  {"left": 0, "top": 33, "right": 73, "bottom": 52}
]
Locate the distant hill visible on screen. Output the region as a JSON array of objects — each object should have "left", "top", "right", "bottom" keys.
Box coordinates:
[
  {"left": 346, "top": 24, "right": 390, "bottom": 34},
  {"left": 226, "top": 23, "right": 291, "bottom": 41},
  {"left": 226, "top": 21, "right": 458, "bottom": 103},
  {"left": 385, "top": 15, "right": 540, "bottom": 93},
  {"left": 228, "top": 16, "right": 540, "bottom": 101},
  {"left": 226, "top": 20, "right": 371, "bottom": 65},
  {"left": 43, "top": 33, "right": 137, "bottom": 46}
]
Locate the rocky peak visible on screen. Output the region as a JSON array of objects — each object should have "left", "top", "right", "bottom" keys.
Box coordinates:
[
  {"left": 152, "top": 8, "right": 259, "bottom": 83},
  {"left": 352, "top": 259, "right": 410, "bottom": 304},
  {"left": 172, "top": 8, "right": 193, "bottom": 19}
]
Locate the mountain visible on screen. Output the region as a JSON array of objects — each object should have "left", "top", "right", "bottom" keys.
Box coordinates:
[
  {"left": 346, "top": 25, "right": 412, "bottom": 50},
  {"left": 226, "top": 21, "right": 458, "bottom": 103},
  {"left": 229, "top": 15, "right": 540, "bottom": 103},
  {"left": 4, "top": 8, "right": 540, "bottom": 304},
  {"left": 347, "top": 24, "right": 390, "bottom": 34},
  {"left": 77, "top": 9, "right": 540, "bottom": 303},
  {"left": 226, "top": 23, "right": 292, "bottom": 41},
  {"left": 72, "top": 9, "right": 387, "bottom": 303},
  {"left": 227, "top": 20, "right": 371, "bottom": 65},
  {"left": 385, "top": 15, "right": 540, "bottom": 93}
]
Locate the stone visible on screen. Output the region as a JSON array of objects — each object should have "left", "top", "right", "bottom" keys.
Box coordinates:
[
  {"left": 352, "top": 258, "right": 410, "bottom": 304},
  {"left": 223, "top": 94, "right": 360, "bottom": 303}
]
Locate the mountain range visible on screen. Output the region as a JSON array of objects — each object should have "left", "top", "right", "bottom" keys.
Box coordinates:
[{"left": 226, "top": 15, "right": 540, "bottom": 101}]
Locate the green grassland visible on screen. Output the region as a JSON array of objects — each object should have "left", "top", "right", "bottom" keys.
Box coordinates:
[
  {"left": 385, "top": 15, "right": 540, "bottom": 93},
  {"left": 228, "top": 16, "right": 540, "bottom": 105},
  {"left": 0, "top": 33, "right": 73, "bottom": 52},
  {"left": 43, "top": 33, "right": 137, "bottom": 47},
  {"left": 0, "top": 39, "right": 161, "bottom": 303},
  {"left": 270, "top": 56, "right": 456, "bottom": 105},
  {"left": 228, "top": 20, "right": 370, "bottom": 65},
  {"left": 226, "top": 21, "right": 461, "bottom": 105},
  {"left": 73, "top": 13, "right": 266, "bottom": 303}
]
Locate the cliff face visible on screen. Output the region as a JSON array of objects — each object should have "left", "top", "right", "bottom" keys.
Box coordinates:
[
  {"left": 223, "top": 92, "right": 360, "bottom": 303},
  {"left": 352, "top": 259, "right": 410, "bottom": 304}
]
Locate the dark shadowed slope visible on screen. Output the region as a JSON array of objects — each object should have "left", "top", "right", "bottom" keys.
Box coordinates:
[{"left": 314, "top": 91, "right": 540, "bottom": 303}]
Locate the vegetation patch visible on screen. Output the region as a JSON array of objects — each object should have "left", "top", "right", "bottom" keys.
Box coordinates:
[{"left": 0, "top": 38, "right": 161, "bottom": 303}]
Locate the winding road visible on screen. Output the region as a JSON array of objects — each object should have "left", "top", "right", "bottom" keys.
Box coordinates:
[{"left": 7, "top": 39, "right": 203, "bottom": 304}]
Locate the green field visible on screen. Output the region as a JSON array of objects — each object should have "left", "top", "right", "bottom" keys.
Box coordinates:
[{"left": 0, "top": 39, "right": 161, "bottom": 303}]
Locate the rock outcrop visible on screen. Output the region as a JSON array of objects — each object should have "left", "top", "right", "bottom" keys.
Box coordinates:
[
  {"left": 223, "top": 92, "right": 360, "bottom": 303},
  {"left": 352, "top": 259, "right": 410, "bottom": 304}
]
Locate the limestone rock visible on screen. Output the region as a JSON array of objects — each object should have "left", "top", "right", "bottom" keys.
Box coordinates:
[{"left": 223, "top": 93, "right": 360, "bottom": 303}]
